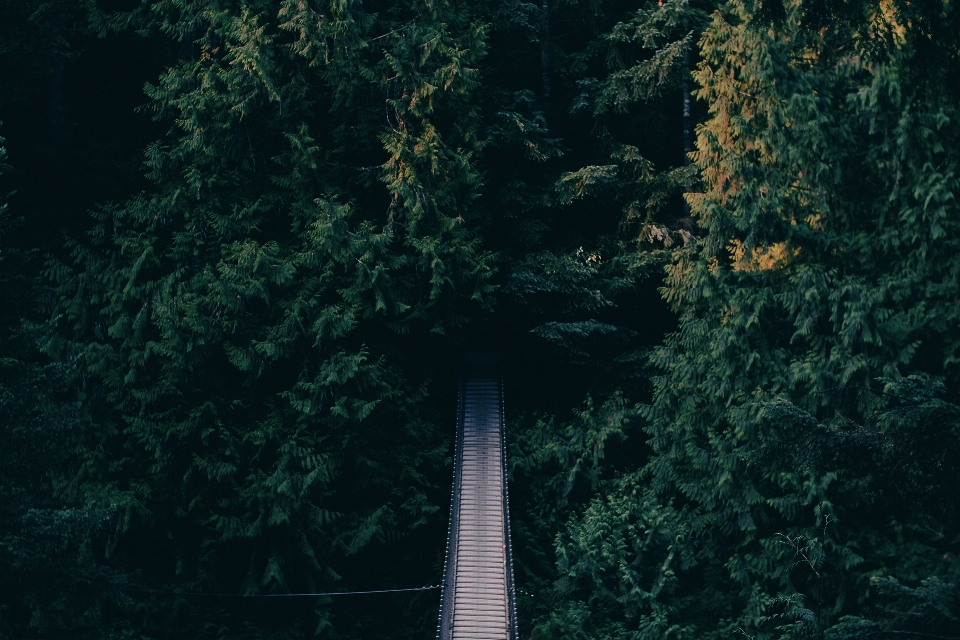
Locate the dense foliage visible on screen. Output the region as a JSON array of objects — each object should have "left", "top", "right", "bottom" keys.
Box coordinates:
[
  {"left": 0, "top": 0, "right": 956, "bottom": 638},
  {"left": 523, "top": 1, "right": 960, "bottom": 638}
]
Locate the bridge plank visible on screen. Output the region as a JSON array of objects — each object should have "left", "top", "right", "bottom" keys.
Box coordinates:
[{"left": 438, "top": 369, "right": 516, "bottom": 640}]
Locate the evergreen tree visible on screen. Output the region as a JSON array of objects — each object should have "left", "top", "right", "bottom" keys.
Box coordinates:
[
  {"left": 537, "top": 0, "right": 960, "bottom": 637},
  {"left": 50, "top": 0, "right": 497, "bottom": 636},
  {"left": 0, "top": 133, "right": 135, "bottom": 638},
  {"left": 4, "top": 0, "right": 956, "bottom": 636},
  {"left": 502, "top": 0, "right": 717, "bottom": 627}
]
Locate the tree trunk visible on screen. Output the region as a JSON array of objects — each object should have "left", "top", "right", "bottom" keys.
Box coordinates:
[
  {"left": 540, "top": 0, "right": 552, "bottom": 121},
  {"left": 51, "top": 29, "right": 66, "bottom": 145},
  {"left": 51, "top": 63, "right": 66, "bottom": 144},
  {"left": 681, "top": 39, "right": 691, "bottom": 216}
]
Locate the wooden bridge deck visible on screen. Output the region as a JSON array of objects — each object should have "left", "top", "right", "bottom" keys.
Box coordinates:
[{"left": 437, "top": 356, "right": 518, "bottom": 640}]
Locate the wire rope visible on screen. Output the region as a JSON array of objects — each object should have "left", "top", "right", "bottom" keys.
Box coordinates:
[{"left": 126, "top": 585, "right": 441, "bottom": 598}]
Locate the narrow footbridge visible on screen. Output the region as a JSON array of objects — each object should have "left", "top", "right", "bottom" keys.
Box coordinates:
[{"left": 437, "top": 354, "right": 518, "bottom": 640}]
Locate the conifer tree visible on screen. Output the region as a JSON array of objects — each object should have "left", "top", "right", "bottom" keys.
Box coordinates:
[
  {"left": 502, "top": 0, "right": 718, "bottom": 629},
  {"left": 0, "top": 133, "right": 135, "bottom": 638},
  {"left": 537, "top": 0, "right": 960, "bottom": 637},
  {"left": 502, "top": 0, "right": 717, "bottom": 384},
  {"left": 51, "top": 0, "right": 497, "bottom": 635},
  {"left": 10, "top": 0, "right": 956, "bottom": 636}
]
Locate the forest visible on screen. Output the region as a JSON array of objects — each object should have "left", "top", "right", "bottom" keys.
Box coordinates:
[{"left": 0, "top": 0, "right": 958, "bottom": 637}]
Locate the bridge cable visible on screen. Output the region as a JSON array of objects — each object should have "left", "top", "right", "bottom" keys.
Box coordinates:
[{"left": 125, "top": 585, "right": 441, "bottom": 598}]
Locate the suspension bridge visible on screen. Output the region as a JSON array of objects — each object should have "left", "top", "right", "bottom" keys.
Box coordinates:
[{"left": 436, "top": 353, "right": 518, "bottom": 640}]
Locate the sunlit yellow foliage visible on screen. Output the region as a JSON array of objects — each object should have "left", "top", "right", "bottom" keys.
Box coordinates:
[{"left": 728, "top": 239, "right": 800, "bottom": 272}]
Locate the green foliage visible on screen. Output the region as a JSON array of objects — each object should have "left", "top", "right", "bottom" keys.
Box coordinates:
[
  {"left": 546, "top": 376, "right": 960, "bottom": 639},
  {"left": 508, "top": 393, "right": 637, "bottom": 627},
  {"left": 560, "top": 0, "right": 712, "bottom": 256},
  {"left": 47, "top": 0, "right": 498, "bottom": 636},
  {"left": 499, "top": 2, "right": 715, "bottom": 632},
  {"left": 0, "top": 0, "right": 92, "bottom": 82},
  {"left": 2, "top": 0, "right": 958, "bottom": 636},
  {"left": 0, "top": 133, "right": 135, "bottom": 639},
  {"left": 576, "top": 0, "right": 709, "bottom": 111},
  {"left": 537, "top": 0, "right": 960, "bottom": 638}
]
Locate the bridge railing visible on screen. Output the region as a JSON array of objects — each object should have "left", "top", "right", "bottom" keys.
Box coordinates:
[
  {"left": 436, "top": 370, "right": 464, "bottom": 640},
  {"left": 436, "top": 354, "right": 518, "bottom": 640},
  {"left": 500, "top": 372, "right": 519, "bottom": 640}
]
